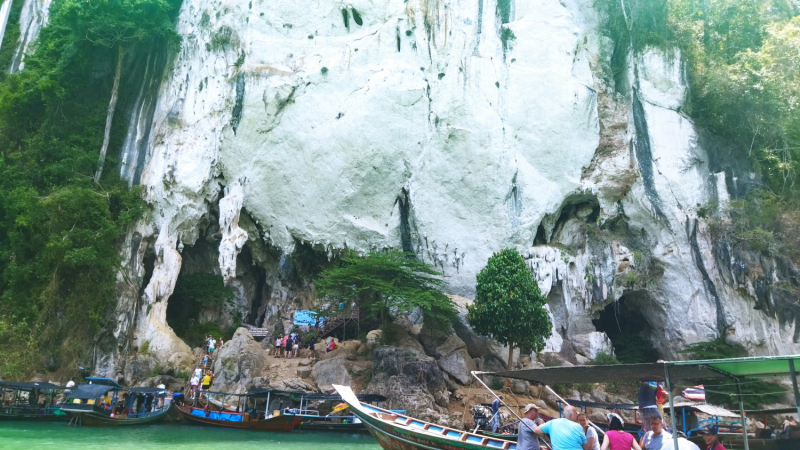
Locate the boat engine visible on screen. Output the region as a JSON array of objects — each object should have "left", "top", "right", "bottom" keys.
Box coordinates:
[{"left": 471, "top": 405, "right": 493, "bottom": 430}]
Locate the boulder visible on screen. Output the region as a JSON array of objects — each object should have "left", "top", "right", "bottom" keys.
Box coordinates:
[
  {"left": 297, "top": 367, "right": 312, "bottom": 378},
  {"left": 367, "top": 346, "right": 451, "bottom": 422},
  {"left": 453, "top": 320, "right": 495, "bottom": 358},
  {"left": 419, "top": 321, "right": 454, "bottom": 357},
  {"left": 270, "top": 378, "right": 316, "bottom": 393},
  {"left": 511, "top": 380, "right": 529, "bottom": 395},
  {"left": 437, "top": 345, "right": 478, "bottom": 384},
  {"left": 366, "top": 329, "right": 382, "bottom": 344},
  {"left": 318, "top": 339, "right": 360, "bottom": 361},
  {"left": 212, "top": 328, "right": 269, "bottom": 392},
  {"left": 476, "top": 353, "right": 507, "bottom": 389},
  {"left": 311, "top": 358, "right": 352, "bottom": 393},
  {"left": 571, "top": 332, "right": 614, "bottom": 360}
]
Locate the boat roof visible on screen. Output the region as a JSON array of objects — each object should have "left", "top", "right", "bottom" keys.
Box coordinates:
[
  {"left": 0, "top": 381, "right": 65, "bottom": 391},
  {"left": 127, "top": 387, "right": 166, "bottom": 395},
  {"left": 743, "top": 407, "right": 799, "bottom": 414},
  {"left": 556, "top": 399, "right": 638, "bottom": 410},
  {"left": 485, "top": 355, "right": 800, "bottom": 384},
  {"left": 85, "top": 377, "right": 124, "bottom": 389},
  {"left": 67, "top": 384, "right": 116, "bottom": 400},
  {"left": 664, "top": 402, "right": 740, "bottom": 418}
]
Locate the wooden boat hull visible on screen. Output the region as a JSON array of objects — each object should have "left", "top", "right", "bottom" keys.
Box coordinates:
[
  {"left": 334, "top": 385, "right": 524, "bottom": 450},
  {"left": 299, "top": 421, "right": 368, "bottom": 433},
  {"left": 478, "top": 431, "right": 517, "bottom": 442},
  {"left": 61, "top": 403, "right": 171, "bottom": 426},
  {"left": 176, "top": 405, "right": 302, "bottom": 431}
]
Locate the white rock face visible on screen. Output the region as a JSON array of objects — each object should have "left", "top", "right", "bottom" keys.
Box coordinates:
[
  {"left": 87, "top": 0, "right": 799, "bottom": 371},
  {"left": 6, "top": 0, "right": 51, "bottom": 72}
]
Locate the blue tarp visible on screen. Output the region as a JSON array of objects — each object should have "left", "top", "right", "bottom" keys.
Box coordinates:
[
  {"left": 190, "top": 409, "right": 243, "bottom": 422},
  {"left": 293, "top": 310, "right": 318, "bottom": 326}
]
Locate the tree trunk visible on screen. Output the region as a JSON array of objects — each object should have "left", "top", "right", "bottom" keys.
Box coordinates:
[
  {"left": 507, "top": 342, "right": 515, "bottom": 370},
  {"left": 94, "top": 46, "right": 124, "bottom": 183}
]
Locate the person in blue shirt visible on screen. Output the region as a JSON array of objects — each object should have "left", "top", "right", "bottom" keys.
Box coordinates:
[
  {"left": 535, "top": 405, "right": 591, "bottom": 450},
  {"left": 491, "top": 396, "right": 502, "bottom": 433}
]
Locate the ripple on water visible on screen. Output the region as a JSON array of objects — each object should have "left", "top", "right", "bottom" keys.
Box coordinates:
[{"left": 0, "top": 422, "right": 382, "bottom": 450}]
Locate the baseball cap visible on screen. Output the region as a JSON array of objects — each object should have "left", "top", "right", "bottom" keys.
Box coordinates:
[
  {"left": 698, "top": 426, "right": 718, "bottom": 435},
  {"left": 524, "top": 404, "right": 539, "bottom": 413}
]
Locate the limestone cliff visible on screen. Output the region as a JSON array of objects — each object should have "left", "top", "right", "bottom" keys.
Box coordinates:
[{"left": 5, "top": 0, "right": 797, "bottom": 379}]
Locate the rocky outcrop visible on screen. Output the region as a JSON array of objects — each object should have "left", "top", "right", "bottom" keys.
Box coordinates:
[
  {"left": 367, "top": 346, "right": 457, "bottom": 427},
  {"left": 310, "top": 358, "right": 352, "bottom": 394},
  {"left": 212, "top": 328, "right": 269, "bottom": 393}
]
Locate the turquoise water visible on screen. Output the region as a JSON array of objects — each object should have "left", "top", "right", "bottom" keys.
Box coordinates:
[{"left": 0, "top": 421, "right": 382, "bottom": 449}]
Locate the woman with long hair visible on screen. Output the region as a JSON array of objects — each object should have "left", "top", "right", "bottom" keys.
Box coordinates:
[{"left": 601, "top": 413, "right": 642, "bottom": 450}]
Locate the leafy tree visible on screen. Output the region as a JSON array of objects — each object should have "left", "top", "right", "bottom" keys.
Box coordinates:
[
  {"left": 0, "top": 0, "right": 181, "bottom": 378},
  {"left": 468, "top": 248, "right": 551, "bottom": 369},
  {"left": 314, "top": 251, "right": 458, "bottom": 327}
]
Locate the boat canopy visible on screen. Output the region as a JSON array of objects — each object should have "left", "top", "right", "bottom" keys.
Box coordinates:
[
  {"left": 481, "top": 354, "right": 800, "bottom": 450},
  {"left": 68, "top": 384, "right": 115, "bottom": 400},
  {"left": 664, "top": 402, "right": 739, "bottom": 418},
  {"left": 0, "top": 381, "right": 65, "bottom": 391},
  {"left": 556, "top": 399, "right": 638, "bottom": 410},
  {"left": 127, "top": 387, "right": 166, "bottom": 395},
  {"left": 85, "top": 377, "right": 124, "bottom": 389}
]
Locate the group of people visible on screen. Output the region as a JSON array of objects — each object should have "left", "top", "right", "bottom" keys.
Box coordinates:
[
  {"left": 274, "top": 332, "right": 302, "bottom": 358},
  {"left": 187, "top": 335, "right": 221, "bottom": 398}
]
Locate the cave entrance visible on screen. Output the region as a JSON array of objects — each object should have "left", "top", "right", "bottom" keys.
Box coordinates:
[{"left": 592, "top": 295, "right": 660, "bottom": 363}]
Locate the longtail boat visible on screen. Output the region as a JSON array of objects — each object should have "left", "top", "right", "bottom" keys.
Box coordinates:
[
  {"left": 0, "top": 381, "right": 67, "bottom": 421},
  {"left": 60, "top": 378, "right": 170, "bottom": 426},
  {"left": 294, "top": 392, "right": 389, "bottom": 433},
  {"left": 334, "top": 384, "right": 549, "bottom": 450},
  {"left": 175, "top": 388, "right": 301, "bottom": 431}
]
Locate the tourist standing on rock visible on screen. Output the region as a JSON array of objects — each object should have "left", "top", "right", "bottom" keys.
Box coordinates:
[
  {"left": 600, "top": 413, "right": 641, "bottom": 450},
  {"left": 275, "top": 334, "right": 283, "bottom": 357},
  {"left": 282, "top": 334, "right": 290, "bottom": 357},
  {"left": 309, "top": 336, "right": 316, "bottom": 351},
  {"left": 208, "top": 336, "right": 217, "bottom": 355},
  {"left": 517, "top": 404, "right": 543, "bottom": 450},
  {"left": 292, "top": 335, "right": 299, "bottom": 357},
  {"left": 640, "top": 416, "right": 671, "bottom": 449},
  {"left": 638, "top": 382, "right": 661, "bottom": 434},
  {"left": 534, "top": 405, "right": 590, "bottom": 450},
  {"left": 203, "top": 354, "right": 210, "bottom": 369},
  {"left": 285, "top": 335, "right": 293, "bottom": 358},
  {"left": 491, "top": 395, "right": 502, "bottom": 433},
  {"left": 190, "top": 375, "right": 199, "bottom": 399},
  {"left": 578, "top": 413, "right": 600, "bottom": 450},
  {"left": 218, "top": 336, "right": 224, "bottom": 349}
]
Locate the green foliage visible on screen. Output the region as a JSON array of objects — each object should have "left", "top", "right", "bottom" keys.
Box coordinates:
[
  {"left": 175, "top": 369, "right": 191, "bottom": 381},
  {"left": 468, "top": 248, "right": 551, "bottom": 368},
  {"left": 172, "top": 273, "right": 235, "bottom": 308},
  {"left": 489, "top": 378, "right": 505, "bottom": 390},
  {"left": 151, "top": 363, "right": 163, "bottom": 377},
  {"left": 139, "top": 341, "right": 151, "bottom": 355},
  {"left": 574, "top": 382, "right": 595, "bottom": 392},
  {"left": 0, "top": 0, "right": 23, "bottom": 78},
  {"left": 379, "top": 322, "right": 406, "bottom": 346},
  {"left": 678, "top": 337, "right": 743, "bottom": 360},
  {"left": 314, "top": 250, "right": 458, "bottom": 325},
  {"left": 0, "top": 0, "right": 180, "bottom": 378},
  {"left": 590, "top": 351, "right": 621, "bottom": 365},
  {"left": 679, "top": 338, "right": 784, "bottom": 409}
]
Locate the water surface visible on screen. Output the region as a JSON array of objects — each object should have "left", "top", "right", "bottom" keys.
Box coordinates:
[{"left": 0, "top": 421, "right": 381, "bottom": 449}]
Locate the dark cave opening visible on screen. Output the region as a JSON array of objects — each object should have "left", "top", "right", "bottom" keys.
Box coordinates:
[{"left": 592, "top": 295, "right": 660, "bottom": 363}]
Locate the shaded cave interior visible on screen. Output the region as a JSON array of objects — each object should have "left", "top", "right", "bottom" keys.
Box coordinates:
[{"left": 592, "top": 294, "right": 660, "bottom": 363}]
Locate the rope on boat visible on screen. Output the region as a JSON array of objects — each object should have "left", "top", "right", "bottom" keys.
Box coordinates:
[{"left": 471, "top": 371, "right": 551, "bottom": 449}]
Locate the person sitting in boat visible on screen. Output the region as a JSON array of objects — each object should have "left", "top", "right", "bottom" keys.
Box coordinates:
[
  {"left": 578, "top": 413, "right": 600, "bottom": 450},
  {"left": 698, "top": 426, "right": 725, "bottom": 450},
  {"left": 535, "top": 405, "right": 591, "bottom": 450},
  {"left": 517, "top": 403, "right": 544, "bottom": 450},
  {"left": 600, "top": 413, "right": 641, "bottom": 450}
]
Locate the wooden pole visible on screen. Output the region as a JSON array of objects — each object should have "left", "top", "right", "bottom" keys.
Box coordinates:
[{"left": 736, "top": 378, "right": 749, "bottom": 450}]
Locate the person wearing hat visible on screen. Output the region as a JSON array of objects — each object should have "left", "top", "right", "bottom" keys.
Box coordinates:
[
  {"left": 698, "top": 427, "right": 725, "bottom": 450},
  {"left": 517, "top": 404, "right": 544, "bottom": 450}
]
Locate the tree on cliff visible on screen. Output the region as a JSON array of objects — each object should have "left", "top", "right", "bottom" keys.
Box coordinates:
[
  {"left": 468, "top": 248, "right": 551, "bottom": 370},
  {"left": 314, "top": 251, "right": 458, "bottom": 326}
]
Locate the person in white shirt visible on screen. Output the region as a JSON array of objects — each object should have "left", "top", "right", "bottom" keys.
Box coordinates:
[{"left": 578, "top": 413, "right": 601, "bottom": 450}]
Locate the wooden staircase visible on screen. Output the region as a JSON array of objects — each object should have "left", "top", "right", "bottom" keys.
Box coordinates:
[{"left": 318, "top": 308, "right": 364, "bottom": 339}]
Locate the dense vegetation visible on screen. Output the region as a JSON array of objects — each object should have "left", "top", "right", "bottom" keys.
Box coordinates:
[
  {"left": 314, "top": 251, "right": 459, "bottom": 328},
  {"left": 679, "top": 338, "right": 785, "bottom": 409},
  {"left": 167, "top": 273, "right": 238, "bottom": 348},
  {"left": 0, "top": 0, "right": 181, "bottom": 379},
  {"left": 599, "top": 0, "right": 800, "bottom": 261},
  {"left": 468, "top": 248, "right": 551, "bottom": 369}
]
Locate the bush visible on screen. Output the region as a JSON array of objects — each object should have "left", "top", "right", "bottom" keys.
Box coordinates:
[{"left": 590, "top": 351, "right": 621, "bottom": 365}]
